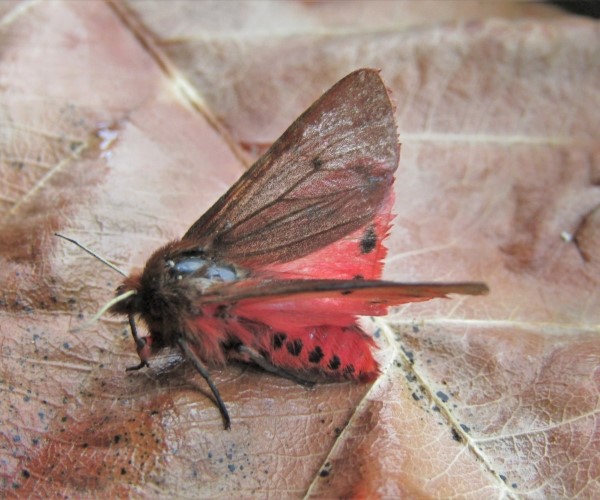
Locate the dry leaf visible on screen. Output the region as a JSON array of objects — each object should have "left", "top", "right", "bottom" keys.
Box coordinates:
[{"left": 1, "top": 1, "right": 598, "bottom": 498}]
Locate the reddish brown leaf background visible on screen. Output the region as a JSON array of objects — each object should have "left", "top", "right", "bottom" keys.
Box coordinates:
[{"left": 1, "top": 1, "right": 599, "bottom": 498}]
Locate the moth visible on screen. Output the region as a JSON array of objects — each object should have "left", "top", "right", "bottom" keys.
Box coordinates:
[{"left": 65, "top": 69, "right": 488, "bottom": 429}]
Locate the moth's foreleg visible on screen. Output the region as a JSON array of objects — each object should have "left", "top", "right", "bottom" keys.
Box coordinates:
[
  {"left": 126, "top": 314, "right": 150, "bottom": 371},
  {"left": 177, "top": 337, "right": 231, "bottom": 430}
]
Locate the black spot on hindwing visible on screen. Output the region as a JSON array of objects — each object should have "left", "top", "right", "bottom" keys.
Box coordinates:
[
  {"left": 360, "top": 226, "right": 377, "bottom": 254},
  {"left": 286, "top": 339, "right": 303, "bottom": 356},
  {"left": 308, "top": 346, "right": 324, "bottom": 363}
]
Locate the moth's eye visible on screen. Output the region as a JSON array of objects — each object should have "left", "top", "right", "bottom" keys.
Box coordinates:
[{"left": 172, "top": 257, "right": 207, "bottom": 275}]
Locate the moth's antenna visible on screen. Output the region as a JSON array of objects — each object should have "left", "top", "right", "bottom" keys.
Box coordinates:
[{"left": 55, "top": 233, "right": 127, "bottom": 277}]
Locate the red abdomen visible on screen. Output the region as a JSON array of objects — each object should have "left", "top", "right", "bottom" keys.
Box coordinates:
[{"left": 192, "top": 305, "right": 379, "bottom": 383}]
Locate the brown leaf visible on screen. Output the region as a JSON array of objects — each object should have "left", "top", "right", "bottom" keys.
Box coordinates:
[{"left": 1, "top": 1, "right": 598, "bottom": 498}]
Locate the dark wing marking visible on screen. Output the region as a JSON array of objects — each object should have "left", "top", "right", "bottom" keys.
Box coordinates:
[
  {"left": 182, "top": 69, "right": 399, "bottom": 266},
  {"left": 199, "top": 279, "right": 489, "bottom": 305}
]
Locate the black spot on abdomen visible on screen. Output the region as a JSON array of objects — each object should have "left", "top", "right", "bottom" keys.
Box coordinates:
[
  {"left": 360, "top": 226, "right": 377, "bottom": 254},
  {"left": 328, "top": 355, "right": 341, "bottom": 370},
  {"left": 343, "top": 364, "right": 355, "bottom": 376},
  {"left": 286, "top": 339, "right": 303, "bottom": 356},
  {"left": 221, "top": 339, "right": 243, "bottom": 352},
  {"left": 213, "top": 304, "right": 230, "bottom": 319},
  {"left": 308, "top": 346, "right": 324, "bottom": 363},
  {"left": 273, "top": 332, "right": 287, "bottom": 350}
]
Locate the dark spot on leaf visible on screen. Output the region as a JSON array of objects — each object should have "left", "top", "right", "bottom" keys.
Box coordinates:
[
  {"left": 121, "top": 468, "right": 127, "bottom": 475},
  {"left": 359, "top": 226, "right": 377, "bottom": 254},
  {"left": 308, "top": 346, "right": 324, "bottom": 363},
  {"left": 21, "top": 470, "right": 30, "bottom": 479},
  {"left": 499, "top": 474, "right": 507, "bottom": 483},
  {"left": 113, "top": 434, "right": 121, "bottom": 444},
  {"left": 401, "top": 346, "right": 414, "bottom": 364},
  {"left": 411, "top": 392, "right": 420, "bottom": 401},
  {"left": 312, "top": 156, "right": 323, "bottom": 169},
  {"left": 328, "top": 355, "right": 341, "bottom": 370},
  {"left": 451, "top": 428, "right": 462, "bottom": 442},
  {"left": 436, "top": 391, "right": 449, "bottom": 403},
  {"left": 412, "top": 324, "right": 420, "bottom": 333},
  {"left": 460, "top": 423, "right": 471, "bottom": 433},
  {"left": 319, "top": 469, "right": 329, "bottom": 477},
  {"left": 286, "top": 339, "right": 303, "bottom": 356},
  {"left": 273, "top": 332, "right": 287, "bottom": 350},
  {"left": 228, "top": 464, "right": 236, "bottom": 473}
]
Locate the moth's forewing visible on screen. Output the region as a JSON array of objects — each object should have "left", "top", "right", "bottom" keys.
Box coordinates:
[
  {"left": 182, "top": 69, "right": 399, "bottom": 268},
  {"left": 201, "top": 279, "right": 489, "bottom": 305},
  {"left": 198, "top": 279, "right": 487, "bottom": 325}
]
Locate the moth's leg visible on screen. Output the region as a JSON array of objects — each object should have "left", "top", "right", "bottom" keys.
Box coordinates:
[
  {"left": 236, "top": 345, "right": 316, "bottom": 388},
  {"left": 177, "top": 337, "right": 231, "bottom": 430},
  {"left": 126, "top": 360, "right": 148, "bottom": 372},
  {"left": 126, "top": 314, "right": 150, "bottom": 371}
]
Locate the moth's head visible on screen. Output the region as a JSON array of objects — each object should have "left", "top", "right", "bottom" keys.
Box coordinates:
[{"left": 108, "top": 242, "right": 197, "bottom": 323}]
